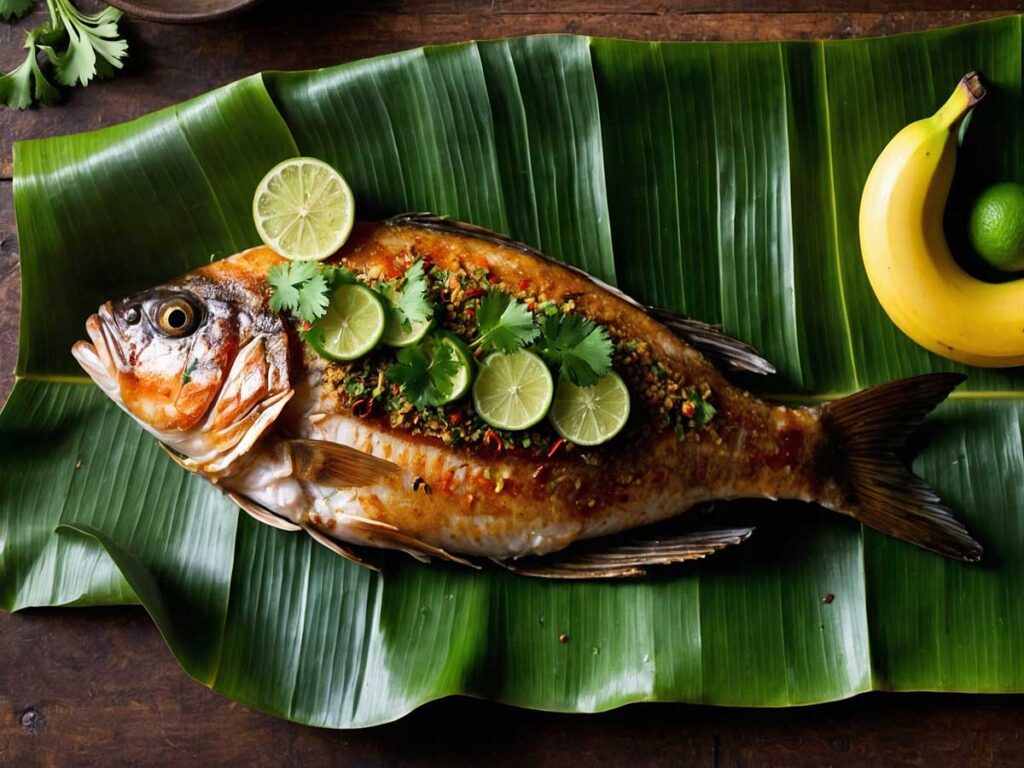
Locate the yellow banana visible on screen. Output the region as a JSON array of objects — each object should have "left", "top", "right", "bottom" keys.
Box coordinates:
[{"left": 859, "top": 72, "right": 1024, "bottom": 368}]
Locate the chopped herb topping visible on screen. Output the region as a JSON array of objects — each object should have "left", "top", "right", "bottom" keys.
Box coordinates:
[{"left": 181, "top": 359, "right": 199, "bottom": 384}]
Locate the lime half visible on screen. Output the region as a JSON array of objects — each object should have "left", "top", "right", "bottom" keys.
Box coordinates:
[
  {"left": 306, "top": 283, "right": 386, "bottom": 361},
  {"left": 253, "top": 157, "right": 355, "bottom": 262},
  {"left": 382, "top": 313, "right": 433, "bottom": 348},
  {"left": 472, "top": 350, "right": 553, "bottom": 431},
  {"left": 549, "top": 372, "right": 630, "bottom": 446},
  {"left": 436, "top": 332, "right": 474, "bottom": 402}
]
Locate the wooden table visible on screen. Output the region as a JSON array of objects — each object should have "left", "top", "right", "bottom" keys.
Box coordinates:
[{"left": 3, "top": 1, "right": 1024, "bottom": 764}]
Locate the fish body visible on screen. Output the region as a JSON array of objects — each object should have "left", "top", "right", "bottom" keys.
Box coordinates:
[{"left": 73, "top": 215, "right": 982, "bottom": 574}]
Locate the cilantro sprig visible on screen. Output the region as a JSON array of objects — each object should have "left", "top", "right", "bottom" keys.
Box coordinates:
[
  {"left": 386, "top": 337, "right": 458, "bottom": 409},
  {"left": 473, "top": 290, "right": 539, "bottom": 354},
  {"left": 379, "top": 260, "right": 433, "bottom": 332},
  {"left": 536, "top": 312, "right": 613, "bottom": 387},
  {"left": 268, "top": 261, "right": 355, "bottom": 324},
  {"left": 0, "top": 0, "right": 128, "bottom": 110},
  {"left": 0, "top": 0, "right": 33, "bottom": 21}
]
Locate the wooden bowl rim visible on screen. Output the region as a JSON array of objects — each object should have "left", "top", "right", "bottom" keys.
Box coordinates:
[{"left": 107, "top": 0, "right": 262, "bottom": 23}]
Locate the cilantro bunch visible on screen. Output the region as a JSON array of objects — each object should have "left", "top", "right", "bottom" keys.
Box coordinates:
[
  {"left": 468, "top": 289, "right": 614, "bottom": 387},
  {"left": 378, "top": 261, "right": 433, "bottom": 334},
  {"left": 0, "top": 0, "right": 128, "bottom": 110},
  {"left": 268, "top": 261, "right": 355, "bottom": 324}
]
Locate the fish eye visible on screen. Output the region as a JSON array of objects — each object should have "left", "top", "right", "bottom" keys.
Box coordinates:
[{"left": 156, "top": 297, "right": 199, "bottom": 337}]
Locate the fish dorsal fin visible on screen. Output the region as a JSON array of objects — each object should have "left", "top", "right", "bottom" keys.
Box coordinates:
[
  {"left": 227, "top": 491, "right": 301, "bottom": 532},
  {"left": 646, "top": 309, "right": 776, "bottom": 375},
  {"left": 344, "top": 516, "right": 479, "bottom": 568},
  {"left": 386, "top": 213, "right": 775, "bottom": 376},
  {"left": 288, "top": 439, "right": 402, "bottom": 488},
  {"left": 498, "top": 527, "right": 755, "bottom": 580}
]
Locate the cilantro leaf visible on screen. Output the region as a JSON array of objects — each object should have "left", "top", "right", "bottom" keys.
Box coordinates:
[
  {"left": 44, "top": 0, "right": 127, "bottom": 88},
  {"left": 474, "top": 290, "right": 538, "bottom": 354},
  {"left": 380, "top": 260, "right": 433, "bottom": 332},
  {"left": 0, "top": 0, "right": 33, "bottom": 21},
  {"left": 386, "top": 337, "right": 458, "bottom": 410},
  {"left": 267, "top": 261, "right": 331, "bottom": 323},
  {"left": 296, "top": 272, "right": 330, "bottom": 323},
  {"left": 537, "top": 313, "right": 613, "bottom": 387},
  {"left": 0, "top": 28, "right": 60, "bottom": 110}
]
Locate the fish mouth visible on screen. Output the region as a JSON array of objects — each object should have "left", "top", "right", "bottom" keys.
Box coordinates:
[{"left": 71, "top": 304, "right": 124, "bottom": 401}]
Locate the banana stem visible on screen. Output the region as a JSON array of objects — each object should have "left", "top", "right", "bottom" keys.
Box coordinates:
[{"left": 934, "top": 71, "right": 986, "bottom": 129}]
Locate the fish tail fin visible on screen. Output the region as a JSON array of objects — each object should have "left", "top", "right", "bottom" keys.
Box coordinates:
[{"left": 820, "top": 373, "right": 982, "bottom": 562}]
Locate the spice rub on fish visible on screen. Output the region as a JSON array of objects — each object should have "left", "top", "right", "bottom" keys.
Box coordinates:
[{"left": 72, "top": 214, "right": 982, "bottom": 578}]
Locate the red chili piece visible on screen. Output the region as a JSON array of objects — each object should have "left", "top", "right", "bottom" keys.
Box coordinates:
[
  {"left": 547, "top": 438, "right": 566, "bottom": 459},
  {"left": 487, "top": 273, "right": 500, "bottom": 283},
  {"left": 483, "top": 430, "right": 504, "bottom": 452},
  {"left": 518, "top": 278, "right": 530, "bottom": 291},
  {"left": 299, "top": 321, "right": 312, "bottom": 333},
  {"left": 449, "top": 410, "right": 463, "bottom": 426},
  {"left": 464, "top": 287, "right": 487, "bottom": 300},
  {"left": 682, "top": 401, "right": 695, "bottom": 418},
  {"left": 352, "top": 398, "right": 375, "bottom": 418},
  {"left": 391, "top": 384, "right": 402, "bottom": 396}
]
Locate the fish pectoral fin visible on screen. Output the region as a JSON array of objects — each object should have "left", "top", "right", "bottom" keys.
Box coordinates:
[
  {"left": 302, "top": 523, "right": 380, "bottom": 572},
  {"left": 647, "top": 308, "right": 776, "bottom": 376},
  {"left": 226, "top": 491, "right": 301, "bottom": 532},
  {"left": 498, "top": 527, "right": 755, "bottom": 580},
  {"left": 344, "top": 516, "right": 480, "bottom": 569},
  {"left": 288, "top": 439, "right": 402, "bottom": 488}
]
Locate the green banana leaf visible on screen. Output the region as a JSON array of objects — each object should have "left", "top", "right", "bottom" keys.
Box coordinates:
[{"left": 3, "top": 19, "right": 1024, "bottom": 726}]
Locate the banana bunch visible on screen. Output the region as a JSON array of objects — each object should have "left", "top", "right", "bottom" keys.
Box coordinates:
[{"left": 859, "top": 73, "right": 1024, "bottom": 367}]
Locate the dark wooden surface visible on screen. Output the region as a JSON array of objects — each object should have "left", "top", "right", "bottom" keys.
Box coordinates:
[{"left": 3, "top": 1, "right": 1024, "bottom": 765}]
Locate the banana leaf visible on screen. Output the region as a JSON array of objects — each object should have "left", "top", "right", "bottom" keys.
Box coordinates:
[{"left": 3, "top": 19, "right": 1024, "bottom": 726}]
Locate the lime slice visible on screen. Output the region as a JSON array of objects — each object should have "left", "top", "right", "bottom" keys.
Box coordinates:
[
  {"left": 548, "top": 372, "right": 630, "bottom": 446},
  {"left": 472, "top": 350, "right": 554, "bottom": 431},
  {"left": 306, "top": 283, "right": 386, "bottom": 361},
  {"left": 435, "top": 332, "right": 474, "bottom": 402},
  {"left": 253, "top": 157, "right": 355, "bottom": 262},
  {"left": 382, "top": 313, "right": 433, "bottom": 348}
]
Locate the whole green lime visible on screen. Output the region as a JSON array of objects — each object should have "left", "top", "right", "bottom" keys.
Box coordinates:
[{"left": 969, "top": 182, "right": 1024, "bottom": 272}]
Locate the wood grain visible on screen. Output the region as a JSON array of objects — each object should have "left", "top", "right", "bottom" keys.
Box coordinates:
[
  {"left": 1, "top": 608, "right": 1023, "bottom": 767},
  {"left": 2, "top": 2, "right": 1024, "bottom": 764}
]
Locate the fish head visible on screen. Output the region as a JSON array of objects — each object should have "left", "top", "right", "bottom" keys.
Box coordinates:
[{"left": 72, "top": 247, "right": 293, "bottom": 472}]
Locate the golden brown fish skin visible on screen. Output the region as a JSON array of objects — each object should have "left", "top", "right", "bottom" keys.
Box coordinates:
[{"left": 250, "top": 221, "right": 837, "bottom": 555}]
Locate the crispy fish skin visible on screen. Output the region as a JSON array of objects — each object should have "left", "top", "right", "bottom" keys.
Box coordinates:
[{"left": 73, "top": 217, "right": 982, "bottom": 570}]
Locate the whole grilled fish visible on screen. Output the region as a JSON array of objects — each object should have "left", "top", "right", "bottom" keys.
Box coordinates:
[{"left": 72, "top": 214, "right": 981, "bottom": 577}]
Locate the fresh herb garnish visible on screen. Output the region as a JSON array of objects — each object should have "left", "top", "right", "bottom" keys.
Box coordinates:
[
  {"left": 473, "top": 290, "right": 539, "bottom": 354},
  {"left": 0, "top": 28, "right": 59, "bottom": 109},
  {"left": 386, "top": 338, "right": 458, "bottom": 409},
  {"left": 0, "top": 0, "right": 32, "bottom": 22},
  {"left": 537, "top": 313, "right": 613, "bottom": 387},
  {"left": 45, "top": 0, "right": 128, "bottom": 87},
  {"left": 267, "top": 262, "right": 356, "bottom": 324},
  {"left": 380, "top": 260, "right": 433, "bottom": 332},
  {"left": 0, "top": 0, "right": 128, "bottom": 110},
  {"left": 268, "top": 261, "right": 329, "bottom": 323}
]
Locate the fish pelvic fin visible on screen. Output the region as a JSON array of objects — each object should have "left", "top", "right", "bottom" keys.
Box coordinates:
[
  {"left": 821, "top": 373, "right": 982, "bottom": 563},
  {"left": 498, "top": 527, "right": 755, "bottom": 579}
]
